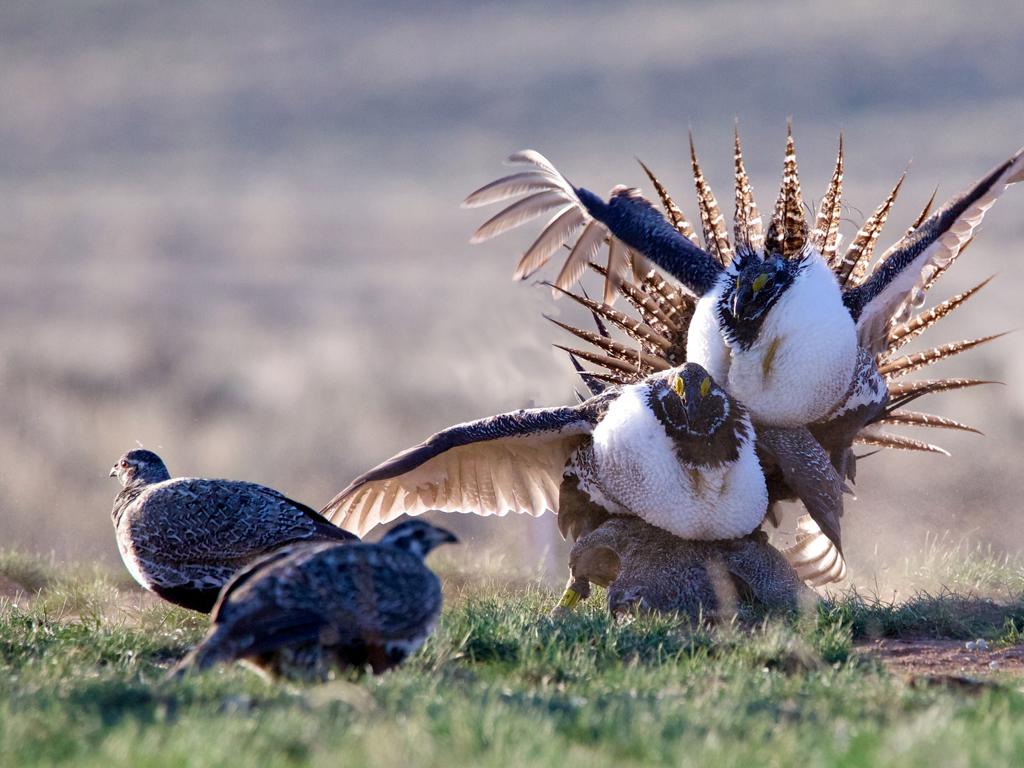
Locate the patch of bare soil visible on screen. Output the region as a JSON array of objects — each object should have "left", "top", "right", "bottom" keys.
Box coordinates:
[{"left": 857, "top": 639, "right": 1024, "bottom": 688}]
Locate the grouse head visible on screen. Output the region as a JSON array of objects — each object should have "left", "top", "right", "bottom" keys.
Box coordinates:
[
  {"left": 379, "top": 520, "right": 459, "bottom": 560},
  {"left": 110, "top": 449, "right": 171, "bottom": 488},
  {"left": 650, "top": 363, "right": 734, "bottom": 438},
  {"left": 719, "top": 254, "right": 801, "bottom": 349}
]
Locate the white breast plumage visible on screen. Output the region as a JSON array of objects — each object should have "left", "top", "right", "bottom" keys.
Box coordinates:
[
  {"left": 688, "top": 254, "right": 857, "bottom": 427},
  {"left": 583, "top": 383, "right": 767, "bottom": 540}
]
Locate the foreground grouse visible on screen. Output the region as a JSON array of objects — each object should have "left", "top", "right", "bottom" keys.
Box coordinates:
[
  {"left": 110, "top": 448, "right": 356, "bottom": 612},
  {"left": 170, "top": 520, "right": 457, "bottom": 679}
]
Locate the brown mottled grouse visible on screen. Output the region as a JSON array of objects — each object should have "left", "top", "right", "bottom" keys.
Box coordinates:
[
  {"left": 110, "top": 449, "right": 356, "bottom": 612},
  {"left": 170, "top": 520, "right": 457, "bottom": 679},
  {"left": 558, "top": 516, "right": 809, "bottom": 620}
]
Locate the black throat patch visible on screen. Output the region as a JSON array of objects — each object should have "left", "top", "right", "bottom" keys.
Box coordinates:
[
  {"left": 717, "top": 255, "right": 804, "bottom": 350},
  {"left": 646, "top": 385, "right": 750, "bottom": 468}
]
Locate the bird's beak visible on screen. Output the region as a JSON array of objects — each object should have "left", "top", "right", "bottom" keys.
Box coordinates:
[
  {"left": 686, "top": 397, "right": 701, "bottom": 425},
  {"left": 685, "top": 378, "right": 705, "bottom": 424},
  {"left": 443, "top": 531, "right": 460, "bottom": 545},
  {"left": 109, "top": 465, "right": 118, "bottom": 478}
]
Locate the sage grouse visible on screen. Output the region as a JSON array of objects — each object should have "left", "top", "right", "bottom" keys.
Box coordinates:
[
  {"left": 465, "top": 130, "right": 1022, "bottom": 429},
  {"left": 110, "top": 449, "right": 356, "bottom": 612},
  {"left": 322, "top": 363, "right": 842, "bottom": 559},
  {"left": 171, "top": 520, "right": 457, "bottom": 679},
  {"left": 480, "top": 131, "right": 1015, "bottom": 585},
  {"left": 559, "top": 516, "right": 809, "bottom": 620}
]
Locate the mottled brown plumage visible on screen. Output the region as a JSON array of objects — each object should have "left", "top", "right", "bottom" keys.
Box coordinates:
[
  {"left": 732, "top": 126, "right": 764, "bottom": 257},
  {"left": 765, "top": 125, "right": 808, "bottom": 259},
  {"left": 170, "top": 520, "right": 457, "bottom": 679},
  {"left": 110, "top": 449, "right": 355, "bottom": 613},
  {"left": 689, "top": 132, "right": 733, "bottom": 265},
  {"left": 560, "top": 517, "right": 809, "bottom": 620}
]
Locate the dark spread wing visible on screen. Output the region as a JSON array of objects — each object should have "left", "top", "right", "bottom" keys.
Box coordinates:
[
  {"left": 757, "top": 426, "right": 847, "bottom": 586},
  {"left": 322, "top": 400, "right": 608, "bottom": 536},
  {"left": 847, "top": 149, "right": 1023, "bottom": 354}
]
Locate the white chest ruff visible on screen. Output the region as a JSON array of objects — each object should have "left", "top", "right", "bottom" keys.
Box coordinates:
[
  {"left": 583, "top": 385, "right": 767, "bottom": 540},
  {"left": 687, "top": 286, "right": 730, "bottom": 383},
  {"left": 689, "top": 256, "right": 857, "bottom": 427}
]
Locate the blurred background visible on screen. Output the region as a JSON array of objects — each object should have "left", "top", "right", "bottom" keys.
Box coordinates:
[{"left": 1, "top": 0, "right": 1022, "bottom": 586}]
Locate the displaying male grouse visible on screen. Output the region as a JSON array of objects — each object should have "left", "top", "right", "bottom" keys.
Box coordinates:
[
  {"left": 170, "top": 520, "right": 457, "bottom": 679},
  {"left": 323, "top": 363, "right": 841, "bottom": 550},
  {"left": 465, "top": 129, "right": 1022, "bottom": 428},
  {"left": 110, "top": 448, "right": 356, "bottom": 612},
  {"left": 517, "top": 134, "right": 1012, "bottom": 585}
]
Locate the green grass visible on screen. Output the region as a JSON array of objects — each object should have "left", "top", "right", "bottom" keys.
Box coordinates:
[{"left": 3, "top": 553, "right": 1024, "bottom": 767}]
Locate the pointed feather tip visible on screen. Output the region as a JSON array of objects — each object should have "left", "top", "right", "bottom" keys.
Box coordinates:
[{"left": 1008, "top": 146, "right": 1024, "bottom": 183}]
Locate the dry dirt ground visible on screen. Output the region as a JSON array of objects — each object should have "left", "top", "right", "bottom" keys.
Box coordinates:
[{"left": 857, "top": 639, "right": 1024, "bottom": 687}]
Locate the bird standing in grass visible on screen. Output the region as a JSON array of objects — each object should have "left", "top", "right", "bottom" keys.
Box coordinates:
[
  {"left": 469, "top": 131, "right": 1019, "bottom": 585},
  {"left": 170, "top": 519, "right": 457, "bottom": 679},
  {"left": 110, "top": 448, "right": 356, "bottom": 612}
]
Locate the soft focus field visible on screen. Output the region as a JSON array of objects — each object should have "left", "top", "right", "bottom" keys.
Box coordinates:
[
  {"left": 4, "top": 548, "right": 1024, "bottom": 768},
  {"left": 3, "top": 1, "right": 1024, "bottom": 582}
]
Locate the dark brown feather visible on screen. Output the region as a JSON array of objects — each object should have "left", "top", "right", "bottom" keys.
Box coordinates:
[
  {"left": 885, "top": 277, "right": 992, "bottom": 353},
  {"left": 765, "top": 123, "right": 807, "bottom": 259},
  {"left": 835, "top": 172, "right": 905, "bottom": 286},
  {"left": 689, "top": 132, "right": 733, "bottom": 265},
  {"left": 879, "top": 333, "right": 1006, "bottom": 378},
  {"left": 854, "top": 430, "right": 950, "bottom": 456},
  {"left": 812, "top": 134, "right": 844, "bottom": 262},
  {"left": 546, "top": 316, "right": 671, "bottom": 371},
  {"left": 876, "top": 410, "right": 981, "bottom": 434},
  {"left": 732, "top": 125, "right": 764, "bottom": 256}
]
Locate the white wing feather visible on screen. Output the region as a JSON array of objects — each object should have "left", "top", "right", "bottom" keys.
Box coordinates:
[
  {"left": 857, "top": 149, "right": 1024, "bottom": 353},
  {"left": 327, "top": 435, "right": 587, "bottom": 537},
  {"left": 781, "top": 515, "right": 847, "bottom": 587},
  {"left": 467, "top": 149, "right": 635, "bottom": 299}
]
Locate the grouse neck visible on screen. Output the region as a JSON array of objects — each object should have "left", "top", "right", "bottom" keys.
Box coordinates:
[{"left": 111, "top": 482, "right": 148, "bottom": 525}]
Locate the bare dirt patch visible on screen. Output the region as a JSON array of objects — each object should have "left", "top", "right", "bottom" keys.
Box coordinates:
[{"left": 857, "top": 638, "right": 1024, "bottom": 684}]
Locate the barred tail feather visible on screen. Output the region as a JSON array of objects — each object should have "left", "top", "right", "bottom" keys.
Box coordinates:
[
  {"left": 812, "top": 134, "right": 844, "bottom": 262},
  {"left": 636, "top": 159, "right": 700, "bottom": 245},
  {"left": 781, "top": 515, "right": 847, "bottom": 586},
  {"left": 732, "top": 125, "right": 764, "bottom": 257},
  {"left": 689, "top": 132, "right": 733, "bottom": 265}
]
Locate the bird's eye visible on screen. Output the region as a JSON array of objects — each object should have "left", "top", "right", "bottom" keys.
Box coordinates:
[
  {"left": 752, "top": 273, "right": 770, "bottom": 293},
  {"left": 672, "top": 376, "right": 685, "bottom": 401},
  {"left": 120, "top": 460, "right": 129, "bottom": 468},
  {"left": 700, "top": 377, "right": 711, "bottom": 398}
]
